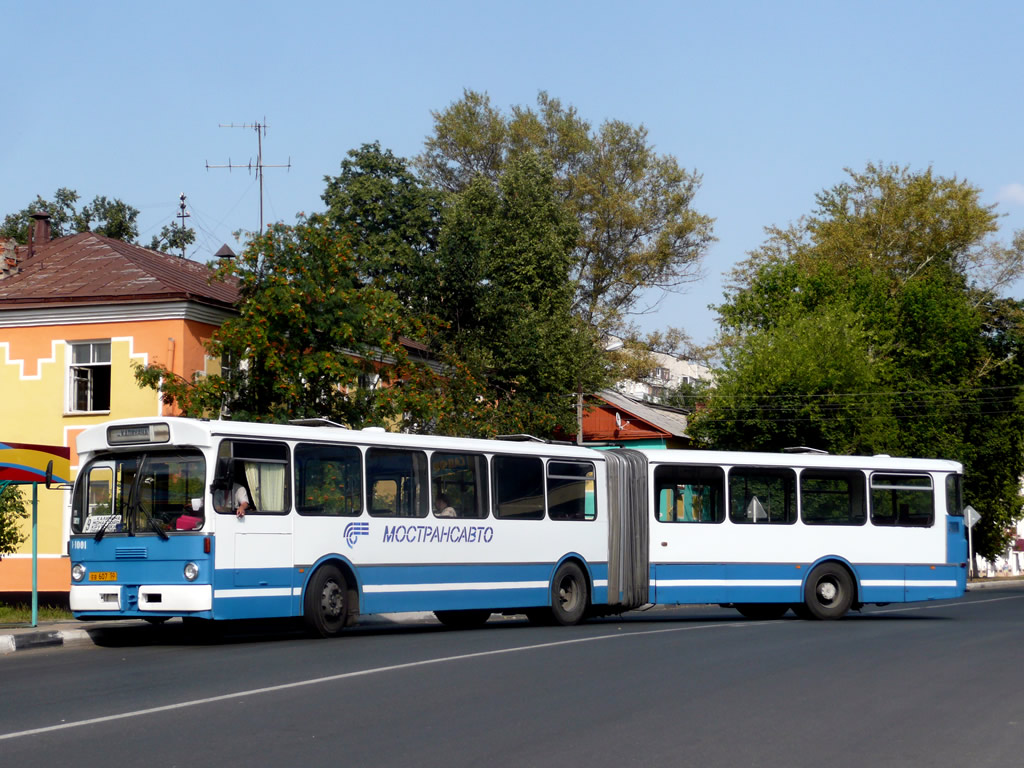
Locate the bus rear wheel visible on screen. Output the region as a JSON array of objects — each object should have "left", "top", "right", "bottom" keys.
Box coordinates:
[
  {"left": 434, "top": 609, "right": 491, "bottom": 629},
  {"left": 549, "top": 561, "right": 588, "bottom": 626},
  {"left": 304, "top": 564, "right": 348, "bottom": 638},
  {"left": 734, "top": 603, "right": 789, "bottom": 620},
  {"left": 803, "top": 563, "right": 854, "bottom": 620}
]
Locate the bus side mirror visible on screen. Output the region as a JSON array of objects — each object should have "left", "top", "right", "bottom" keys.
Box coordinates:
[
  {"left": 45, "top": 460, "right": 73, "bottom": 491},
  {"left": 210, "top": 457, "right": 233, "bottom": 495}
]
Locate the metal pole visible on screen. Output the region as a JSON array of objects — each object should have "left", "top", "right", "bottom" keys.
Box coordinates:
[
  {"left": 31, "top": 481, "right": 38, "bottom": 627},
  {"left": 967, "top": 522, "right": 975, "bottom": 579}
]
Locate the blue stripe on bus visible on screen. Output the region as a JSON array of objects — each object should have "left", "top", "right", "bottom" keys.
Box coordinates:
[
  {"left": 652, "top": 561, "right": 964, "bottom": 605},
  {"left": 205, "top": 559, "right": 610, "bottom": 619}
]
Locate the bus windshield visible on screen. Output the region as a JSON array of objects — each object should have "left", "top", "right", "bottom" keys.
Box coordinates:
[{"left": 71, "top": 450, "right": 207, "bottom": 535}]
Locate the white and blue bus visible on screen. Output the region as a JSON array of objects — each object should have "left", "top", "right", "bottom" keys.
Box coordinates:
[{"left": 65, "top": 418, "right": 967, "bottom": 634}]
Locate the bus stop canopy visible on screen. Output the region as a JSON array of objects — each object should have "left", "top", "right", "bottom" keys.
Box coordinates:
[{"left": 1, "top": 441, "right": 71, "bottom": 627}]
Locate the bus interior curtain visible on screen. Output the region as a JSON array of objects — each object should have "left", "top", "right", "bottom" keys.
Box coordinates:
[{"left": 605, "top": 449, "right": 650, "bottom": 609}]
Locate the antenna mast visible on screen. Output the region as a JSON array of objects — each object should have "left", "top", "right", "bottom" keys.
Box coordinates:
[
  {"left": 176, "top": 193, "right": 190, "bottom": 259},
  {"left": 206, "top": 120, "right": 291, "bottom": 232}
]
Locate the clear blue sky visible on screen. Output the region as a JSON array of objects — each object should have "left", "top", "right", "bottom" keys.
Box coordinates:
[{"left": 5, "top": 0, "right": 1022, "bottom": 346}]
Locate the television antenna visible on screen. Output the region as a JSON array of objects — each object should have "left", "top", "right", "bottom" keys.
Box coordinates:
[{"left": 206, "top": 120, "right": 291, "bottom": 232}]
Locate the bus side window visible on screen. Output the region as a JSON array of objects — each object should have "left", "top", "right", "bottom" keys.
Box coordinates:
[
  {"left": 728, "top": 467, "right": 796, "bottom": 524},
  {"left": 296, "top": 443, "right": 362, "bottom": 516},
  {"left": 653, "top": 465, "right": 725, "bottom": 523},
  {"left": 870, "top": 474, "right": 934, "bottom": 527},
  {"left": 800, "top": 470, "right": 867, "bottom": 526},
  {"left": 213, "top": 441, "right": 290, "bottom": 515},
  {"left": 431, "top": 452, "right": 488, "bottom": 519},
  {"left": 493, "top": 455, "right": 544, "bottom": 520},
  {"left": 366, "top": 448, "right": 428, "bottom": 518},
  {"left": 547, "top": 461, "right": 596, "bottom": 521}
]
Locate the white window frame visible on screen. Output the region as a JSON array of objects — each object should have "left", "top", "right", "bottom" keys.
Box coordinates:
[{"left": 67, "top": 340, "right": 112, "bottom": 414}]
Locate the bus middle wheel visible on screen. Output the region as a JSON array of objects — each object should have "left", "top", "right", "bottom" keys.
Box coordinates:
[
  {"left": 803, "top": 562, "right": 854, "bottom": 620},
  {"left": 304, "top": 564, "right": 349, "bottom": 638},
  {"left": 549, "top": 561, "right": 588, "bottom": 626}
]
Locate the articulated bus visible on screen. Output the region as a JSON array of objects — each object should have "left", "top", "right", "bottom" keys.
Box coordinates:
[{"left": 65, "top": 418, "right": 967, "bottom": 635}]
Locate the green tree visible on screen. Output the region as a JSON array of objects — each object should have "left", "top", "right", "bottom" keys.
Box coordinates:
[
  {"left": 322, "top": 142, "right": 442, "bottom": 311},
  {"left": 417, "top": 90, "right": 715, "bottom": 337},
  {"left": 74, "top": 195, "right": 140, "bottom": 241},
  {"left": 0, "top": 484, "right": 28, "bottom": 558},
  {"left": 0, "top": 188, "right": 140, "bottom": 243},
  {"left": 424, "top": 152, "right": 605, "bottom": 437},
  {"left": 0, "top": 188, "right": 81, "bottom": 241},
  {"left": 135, "top": 215, "right": 432, "bottom": 427},
  {"left": 695, "top": 163, "right": 1024, "bottom": 559},
  {"left": 149, "top": 222, "right": 197, "bottom": 256}
]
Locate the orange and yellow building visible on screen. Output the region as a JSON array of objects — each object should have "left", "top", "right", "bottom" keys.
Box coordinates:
[{"left": 0, "top": 217, "right": 236, "bottom": 592}]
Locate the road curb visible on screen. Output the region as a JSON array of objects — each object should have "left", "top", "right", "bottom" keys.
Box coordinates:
[
  {"left": 0, "top": 612, "right": 438, "bottom": 655},
  {"left": 1, "top": 628, "right": 85, "bottom": 654}
]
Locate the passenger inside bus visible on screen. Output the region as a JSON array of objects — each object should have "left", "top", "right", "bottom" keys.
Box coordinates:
[{"left": 434, "top": 493, "right": 457, "bottom": 518}]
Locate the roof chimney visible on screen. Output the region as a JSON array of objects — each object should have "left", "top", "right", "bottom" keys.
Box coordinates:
[
  {"left": 215, "top": 244, "right": 236, "bottom": 259},
  {"left": 31, "top": 211, "right": 52, "bottom": 246}
]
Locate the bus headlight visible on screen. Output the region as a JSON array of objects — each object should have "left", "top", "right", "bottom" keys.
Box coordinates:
[
  {"left": 71, "top": 563, "right": 86, "bottom": 582},
  {"left": 183, "top": 562, "right": 200, "bottom": 582}
]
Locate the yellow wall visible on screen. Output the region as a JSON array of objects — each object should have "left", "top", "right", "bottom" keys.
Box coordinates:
[{"left": 0, "top": 316, "right": 220, "bottom": 591}]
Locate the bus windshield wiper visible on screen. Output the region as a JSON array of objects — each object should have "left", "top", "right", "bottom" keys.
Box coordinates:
[{"left": 93, "top": 514, "right": 117, "bottom": 543}]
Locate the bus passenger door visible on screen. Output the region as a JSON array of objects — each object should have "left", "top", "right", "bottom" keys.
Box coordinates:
[{"left": 212, "top": 449, "right": 294, "bottom": 618}]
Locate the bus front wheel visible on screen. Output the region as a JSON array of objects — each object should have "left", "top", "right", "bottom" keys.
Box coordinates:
[
  {"left": 803, "top": 563, "right": 854, "bottom": 620},
  {"left": 549, "top": 561, "right": 588, "bottom": 626},
  {"left": 304, "top": 565, "right": 348, "bottom": 638}
]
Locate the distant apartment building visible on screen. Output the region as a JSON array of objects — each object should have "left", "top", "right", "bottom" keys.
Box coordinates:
[
  {"left": 0, "top": 214, "right": 237, "bottom": 592},
  {"left": 616, "top": 347, "right": 712, "bottom": 404}
]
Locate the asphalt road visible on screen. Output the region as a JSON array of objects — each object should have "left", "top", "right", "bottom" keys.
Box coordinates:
[{"left": 2, "top": 590, "right": 1023, "bottom": 767}]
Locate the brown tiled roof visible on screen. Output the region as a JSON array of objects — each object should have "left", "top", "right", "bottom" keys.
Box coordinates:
[{"left": 0, "top": 233, "right": 238, "bottom": 308}]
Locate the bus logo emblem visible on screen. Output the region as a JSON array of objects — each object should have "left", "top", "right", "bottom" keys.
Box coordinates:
[{"left": 344, "top": 522, "right": 370, "bottom": 549}]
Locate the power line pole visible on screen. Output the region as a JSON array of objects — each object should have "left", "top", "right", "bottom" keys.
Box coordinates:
[{"left": 206, "top": 120, "right": 291, "bottom": 232}]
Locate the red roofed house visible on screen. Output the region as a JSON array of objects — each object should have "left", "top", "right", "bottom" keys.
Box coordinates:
[
  {"left": 579, "top": 389, "right": 695, "bottom": 449},
  {"left": 0, "top": 214, "right": 237, "bottom": 593}
]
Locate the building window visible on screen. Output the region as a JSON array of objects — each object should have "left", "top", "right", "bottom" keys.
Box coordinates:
[{"left": 69, "top": 341, "right": 111, "bottom": 412}]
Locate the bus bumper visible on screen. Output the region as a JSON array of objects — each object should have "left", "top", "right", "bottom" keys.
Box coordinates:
[{"left": 71, "top": 584, "right": 213, "bottom": 613}]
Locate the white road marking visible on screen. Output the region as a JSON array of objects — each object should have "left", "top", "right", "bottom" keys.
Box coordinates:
[
  {"left": 0, "top": 621, "right": 744, "bottom": 741},
  {"left": 3, "top": 592, "right": 1017, "bottom": 742}
]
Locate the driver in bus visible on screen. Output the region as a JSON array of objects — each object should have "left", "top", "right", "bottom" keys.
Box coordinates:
[{"left": 233, "top": 466, "right": 251, "bottom": 518}]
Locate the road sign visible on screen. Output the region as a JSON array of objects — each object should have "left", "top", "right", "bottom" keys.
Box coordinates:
[{"left": 964, "top": 505, "right": 981, "bottom": 529}]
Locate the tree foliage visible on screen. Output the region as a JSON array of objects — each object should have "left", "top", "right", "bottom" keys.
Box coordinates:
[
  {"left": 417, "top": 90, "right": 715, "bottom": 336},
  {"left": 424, "top": 152, "right": 603, "bottom": 436},
  {"left": 0, "top": 188, "right": 140, "bottom": 243},
  {"left": 149, "top": 222, "right": 197, "bottom": 256},
  {"left": 0, "top": 484, "right": 28, "bottom": 558},
  {"left": 135, "top": 215, "right": 432, "bottom": 427},
  {"left": 322, "top": 142, "right": 442, "bottom": 311},
  {"left": 321, "top": 144, "right": 610, "bottom": 438},
  {"left": 694, "top": 163, "right": 1024, "bottom": 559}
]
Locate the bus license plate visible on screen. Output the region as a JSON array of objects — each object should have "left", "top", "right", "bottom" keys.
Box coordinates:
[{"left": 89, "top": 572, "right": 117, "bottom": 582}]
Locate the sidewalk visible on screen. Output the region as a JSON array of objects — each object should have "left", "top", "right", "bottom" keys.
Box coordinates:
[{"left": 3, "top": 580, "right": 1021, "bottom": 655}]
